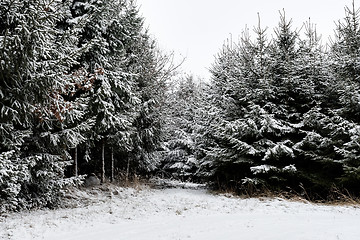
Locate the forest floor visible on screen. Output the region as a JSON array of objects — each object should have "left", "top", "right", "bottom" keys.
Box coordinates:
[{"left": 1, "top": 180, "right": 360, "bottom": 240}]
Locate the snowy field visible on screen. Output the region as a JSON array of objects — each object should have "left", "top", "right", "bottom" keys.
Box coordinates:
[{"left": 1, "top": 183, "right": 360, "bottom": 240}]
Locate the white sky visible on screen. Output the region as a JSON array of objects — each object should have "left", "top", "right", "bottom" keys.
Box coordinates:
[{"left": 136, "top": 0, "right": 354, "bottom": 79}]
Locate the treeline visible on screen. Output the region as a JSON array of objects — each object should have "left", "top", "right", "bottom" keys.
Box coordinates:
[
  {"left": 1, "top": 0, "right": 360, "bottom": 213},
  {"left": 170, "top": 5, "right": 360, "bottom": 199},
  {"left": 0, "top": 0, "right": 176, "bottom": 212}
]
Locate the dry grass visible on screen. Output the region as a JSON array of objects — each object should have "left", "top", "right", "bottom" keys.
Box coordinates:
[{"left": 212, "top": 184, "right": 360, "bottom": 207}]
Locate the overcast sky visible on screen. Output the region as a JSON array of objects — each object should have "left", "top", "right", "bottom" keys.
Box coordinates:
[{"left": 136, "top": 0, "right": 353, "bottom": 79}]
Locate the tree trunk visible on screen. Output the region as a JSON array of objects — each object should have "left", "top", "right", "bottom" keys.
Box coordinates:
[
  {"left": 110, "top": 147, "right": 114, "bottom": 182},
  {"left": 126, "top": 158, "right": 130, "bottom": 182},
  {"left": 74, "top": 146, "right": 78, "bottom": 177},
  {"left": 101, "top": 139, "right": 105, "bottom": 184}
]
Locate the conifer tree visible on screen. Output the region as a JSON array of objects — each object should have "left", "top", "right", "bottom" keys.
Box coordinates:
[
  {"left": 0, "top": 0, "right": 89, "bottom": 211},
  {"left": 66, "top": 0, "right": 139, "bottom": 182},
  {"left": 65, "top": 0, "right": 174, "bottom": 181},
  {"left": 329, "top": 1, "right": 360, "bottom": 192},
  {"left": 159, "top": 75, "right": 201, "bottom": 180},
  {"left": 203, "top": 23, "right": 277, "bottom": 190},
  {"left": 119, "top": 3, "right": 168, "bottom": 175},
  {"left": 203, "top": 13, "right": 344, "bottom": 196}
]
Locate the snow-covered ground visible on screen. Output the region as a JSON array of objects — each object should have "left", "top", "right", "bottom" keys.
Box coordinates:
[{"left": 1, "top": 183, "right": 360, "bottom": 240}]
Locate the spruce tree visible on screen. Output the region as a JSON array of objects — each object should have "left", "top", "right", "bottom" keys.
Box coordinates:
[
  {"left": 203, "top": 13, "right": 344, "bottom": 196},
  {"left": 0, "top": 0, "right": 89, "bottom": 211},
  {"left": 203, "top": 23, "right": 278, "bottom": 190},
  {"left": 121, "top": 3, "right": 167, "bottom": 175},
  {"left": 329, "top": 1, "right": 360, "bottom": 192},
  {"left": 67, "top": 0, "right": 138, "bottom": 182},
  {"left": 65, "top": 0, "right": 173, "bottom": 181},
  {"left": 159, "top": 75, "right": 201, "bottom": 181}
]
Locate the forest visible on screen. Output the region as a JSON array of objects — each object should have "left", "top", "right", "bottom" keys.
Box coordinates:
[{"left": 0, "top": 0, "right": 360, "bottom": 214}]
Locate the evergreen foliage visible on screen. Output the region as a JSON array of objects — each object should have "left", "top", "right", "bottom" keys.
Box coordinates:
[
  {"left": 158, "top": 75, "right": 203, "bottom": 180},
  {"left": 0, "top": 0, "right": 171, "bottom": 212},
  {"left": 1, "top": 0, "right": 360, "bottom": 212},
  {"left": 329, "top": 2, "right": 360, "bottom": 192},
  {"left": 201, "top": 6, "right": 360, "bottom": 198},
  {"left": 0, "top": 0, "right": 88, "bottom": 212}
]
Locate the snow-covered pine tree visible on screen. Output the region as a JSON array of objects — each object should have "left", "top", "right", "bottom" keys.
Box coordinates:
[
  {"left": 116, "top": 3, "right": 170, "bottom": 176},
  {"left": 329, "top": 1, "right": 360, "bottom": 193},
  {"left": 252, "top": 13, "right": 311, "bottom": 192},
  {"left": 192, "top": 81, "right": 220, "bottom": 182},
  {"left": 68, "top": 0, "right": 171, "bottom": 182},
  {"left": 159, "top": 75, "right": 202, "bottom": 181},
  {"left": 203, "top": 22, "right": 281, "bottom": 191},
  {"left": 268, "top": 18, "right": 346, "bottom": 196},
  {"left": 241, "top": 14, "right": 344, "bottom": 196},
  {"left": 0, "top": 0, "right": 89, "bottom": 212},
  {"left": 66, "top": 0, "right": 139, "bottom": 183},
  {"left": 203, "top": 12, "right": 346, "bottom": 197}
]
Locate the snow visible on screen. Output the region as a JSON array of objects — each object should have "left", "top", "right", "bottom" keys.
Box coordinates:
[
  {"left": 283, "top": 164, "right": 297, "bottom": 172},
  {"left": 1, "top": 184, "right": 360, "bottom": 240},
  {"left": 250, "top": 164, "right": 276, "bottom": 174}
]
